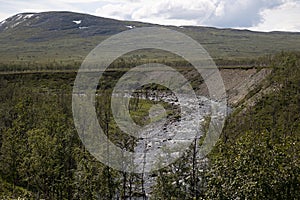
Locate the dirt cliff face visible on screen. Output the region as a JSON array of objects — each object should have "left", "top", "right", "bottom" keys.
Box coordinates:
[
  {"left": 196, "top": 68, "right": 272, "bottom": 107},
  {"left": 222, "top": 68, "right": 271, "bottom": 106}
]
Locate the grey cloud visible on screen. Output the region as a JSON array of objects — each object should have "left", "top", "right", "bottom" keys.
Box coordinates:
[
  {"left": 122, "top": 0, "right": 289, "bottom": 28},
  {"left": 206, "top": 0, "right": 285, "bottom": 27}
]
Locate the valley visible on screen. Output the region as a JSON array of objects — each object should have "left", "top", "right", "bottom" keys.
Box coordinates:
[{"left": 0, "top": 11, "right": 299, "bottom": 200}]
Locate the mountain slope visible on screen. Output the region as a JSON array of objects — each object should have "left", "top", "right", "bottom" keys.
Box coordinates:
[
  {"left": 0, "top": 11, "right": 143, "bottom": 38},
  {"left": 0, "top": 11, "right": 150, "bottom": 67},
  {"left": 0, "top": 11, "right": 300, "bottom": 68}
]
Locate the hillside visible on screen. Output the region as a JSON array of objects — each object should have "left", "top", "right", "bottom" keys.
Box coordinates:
[
  {"left": 203, "top": 52, "right": 300, "bottom": 199},
  {"left": 0, "top": 11, "right": 148, "bottom": 67},
  {"left": 0, "top": 11, "right": 300, "bottom": 68},
  {"left": 151, "top": 52, "right": 300, "bottom": 199}
]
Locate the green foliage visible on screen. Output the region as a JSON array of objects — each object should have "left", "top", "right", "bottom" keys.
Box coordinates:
[
  {"left": 205, "top": 52, "right": 300, "bottom": 199},
  {"left": 0, "top": 74, "right": 122, "bottom": 199},
  {"left": 0, "top": 72, "right": 161, "bottom": 199},
  {"left": 206, "top": 131, "right": 300, "bottom": 199},
  {"left": 0, "top": 52, "right": 299, "bottom": 199},
  {"left": 0, "top": 177, "right": 33, "bottom": 199}
]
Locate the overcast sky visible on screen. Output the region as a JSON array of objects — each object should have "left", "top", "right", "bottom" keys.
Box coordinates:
[{"left": 0, "top": 0, "right": 299, "bottom": 32}]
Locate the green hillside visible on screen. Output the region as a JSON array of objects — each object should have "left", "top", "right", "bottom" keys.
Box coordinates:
[
  {"left": 151, "top": 52, "right": 300, "bottom": 199},
  {"left": 0, "top": 11, "right": 300, "bottom": 70},
  {"left": 204, "top": 52, "right": 300, "bottom": 199}
]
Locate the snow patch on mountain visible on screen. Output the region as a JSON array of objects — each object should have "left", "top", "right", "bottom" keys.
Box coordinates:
[
  {"left": 5, "top": 13, "right": 36, "bottom": 29},
  {"left": 73, "top": 20, "right": 82, "bottom": 25},
  {"left": 0, "top": 20, "right": 6, "bottom": 26},
  {"left": 24, "top": 14, "right": 35, "bottom": 19},
  {"left": 126, "top": 25, "right": 135, "bottom": 29},
  {"left": 11, "top": 22, "right": 22, "bottom": 28},
  {"left": 15, "top": 14, "right": 23, "bottom": 21}
]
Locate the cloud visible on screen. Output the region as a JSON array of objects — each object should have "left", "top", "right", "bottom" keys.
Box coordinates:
[
  {"left": 0, "top": 0, "right": 81, "bottom": 21},
  {"left": 57, "top": 0, "right": 103, "bottom": 3},
  {"left": 94, "top": 0, "right": 294, "bottom": 29},
  {"left": 94, "top": 0, "right": 300, "bottom": 31},
  {"left": 95, "top": 2, "right": 138, "bottom": 21},
  {"left": 205, "top": 0, "right": 285, "bottom": 27},
  {"left": 250, "top": 1, "right": 300, "bottom": 32},
  {"left": 95, "top": 0, "right": 218, "bottom": 25}
]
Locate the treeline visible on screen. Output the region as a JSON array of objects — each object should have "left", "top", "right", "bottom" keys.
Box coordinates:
[
  {"left": 0, "top": 51, "right": 287, "bottom": 73},
  {"left": 0, "top": 60, "right": 82, "bottom": 72}
]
